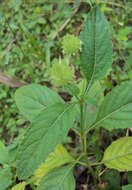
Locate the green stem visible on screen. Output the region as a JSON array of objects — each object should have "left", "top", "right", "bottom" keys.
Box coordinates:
[
  {"left": 79, "top": 99, "right": 97, "bottom": 185},
  {"left": 84, "top": 156, "right": 97, "bottom": 185},
  {"left": 76, "top": 160, "right": 87, "bottom": 166},
  {"left": 80, "top": 101, "right": 86, "bottom": 153}
]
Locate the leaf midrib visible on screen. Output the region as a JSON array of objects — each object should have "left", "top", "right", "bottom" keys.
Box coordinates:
[
  {"left": 19, "top": 94, "right": 47, "bottom": 107},
  {"left": 103, "top": 151, "right": 132, "bottom": 163},
  {"left": 18, "top": 103, "right": 75, "bottom": 179},
  {"left": 87, "top": 101, "right": 132, "bottom": 132},
  {"left": 22, "top": 103, "right": 75, "bottom": 151},
  {"left": 55, "top": 165, "right": 73, "bottom": 190},
  {"left": 85, "top": 7, "right": 97, "bottom": 94}
]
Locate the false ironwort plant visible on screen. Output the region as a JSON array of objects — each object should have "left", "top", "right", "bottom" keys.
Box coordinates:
[{"left": 15, "top": 6, "right": 132, "bottom": 190}]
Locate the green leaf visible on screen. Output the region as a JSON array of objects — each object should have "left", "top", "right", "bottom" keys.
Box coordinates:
[
  {"left": 86, "top": 0, "right": 95, "bottom": 5},
  {"left": 117, "top": 27, "right": 132, "bottom": 41},
  {"left": 124, "top": 52, "right": 132, "bottom": 71},
  {"left": 78, "top": 79, "right": 104, "bottom": 105},
  {"left": 15, "top": 84, "right": 63, "bottom": 121},
  {"left": 37, "top": 165, "right": 75, "bottom": 190},
  {"left": 74, "top": 0, "right": 80, "bottom": 6},
  {"left": 122, "top": 185, "right": 132, "bottom": 190},
  {"left": 17, "top": 103, "right": 76, "bottom": 179},
  {"left": 102, "top": 169, "right": 121, "bottom": 190},
  {"left": 86, "top": 80, "right": 104, "bottom": 107},
  {"left": 11, "top": 182, "right": 26, "bottom": 190},
  {"left": 127, "top": 171, "right": 132, "bottom": 184},
  {"left": 89, "top": 82, "right": 132, "bottom": 131},
  {"left": 84, "top": 81, "right": 104, "bottom": 130},
  {"left": 0, "top": 168, "right": 12, "bottom": 190},
  {"left": 80, "top": 6, "right": 112, "bottom": 89},
  {"left": 0, "top": 141, "right": 9, "bottom": 164},
  {"left": 103, "top": 137, "right": 132, "bottom": 171},
  {"left": 64, "top": 83, "right": 80, "bottom": 97},
  {"left": 34, "top": 144, "right": 74, "bottom": 185},
  {"left": 10, "top": 0, "right": 21, "bottom": 11},
  {"left": 74, "top": 80, "right": 104, "bottom": 132}
]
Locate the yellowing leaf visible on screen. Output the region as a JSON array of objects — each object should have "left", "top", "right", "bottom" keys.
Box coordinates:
[
  {"left": 34, "top": 144, "right": 74, "bottom": 185},
  {"left": 11, "top": 182, "right": 26, "bottom": 190},
  {"left": 103, "top": 137, "right": 132, "bottom": 171},
  {"left": 37, "top": 165, "right": 75, "bottom": 190}
]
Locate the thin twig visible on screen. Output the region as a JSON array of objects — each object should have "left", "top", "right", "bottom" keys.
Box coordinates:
[
  {"left": 0, "top": 73, "right": 27, "bottom": 87},
  {"left": 98, "top": 0, "right": 132, "bottom": 11},
  {"left": 51, "top": 0, "right": 82, "bottom": 41}
]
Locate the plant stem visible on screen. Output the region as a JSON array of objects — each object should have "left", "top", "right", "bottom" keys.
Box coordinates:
[
  {"left": 79, "top": 100, "right": 97, "bottom": 185},
  {"left": 80, "top": 101, "right": 86, "bottom": 153},
  {"left": 84, "top": 156, "right": 97, "bottom": 185}
]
